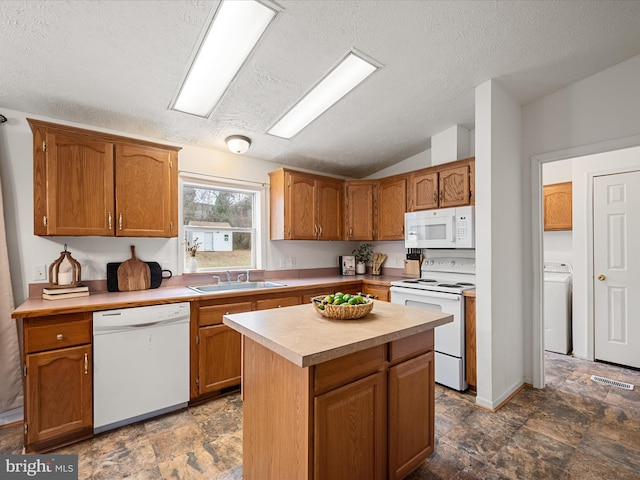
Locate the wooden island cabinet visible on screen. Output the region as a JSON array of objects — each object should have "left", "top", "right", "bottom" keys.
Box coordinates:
[{"left": 225, "top": 301, "right": 451, "bottom": 480}]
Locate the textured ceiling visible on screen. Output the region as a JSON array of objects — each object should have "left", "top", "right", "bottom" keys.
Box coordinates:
[{"left": 1, "top": 0, "right": 640, "bottom": 177}]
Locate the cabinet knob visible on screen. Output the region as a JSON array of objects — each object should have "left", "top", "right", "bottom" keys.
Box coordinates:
[
  {"left": 56, "top": 334, "right": 63, "bottom": 340},
  {"left": 597, "top": 274, "right": 606, "bottom": 281}
]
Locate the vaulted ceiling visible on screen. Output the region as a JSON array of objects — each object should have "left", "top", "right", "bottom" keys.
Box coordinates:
[{"left": 2, "top": 1, "right": 640, "bottom": 177}]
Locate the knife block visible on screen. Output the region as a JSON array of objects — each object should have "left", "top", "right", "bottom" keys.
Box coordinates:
[{"left": 404, "top": 259, "right": 421, "bottom": 277}]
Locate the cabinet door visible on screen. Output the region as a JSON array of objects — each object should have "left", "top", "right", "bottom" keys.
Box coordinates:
[
  {"left": 543, "top": 182, "right": 572, "bottom": 231},
  {"left": 388, "top": 351, "right": 435, "bottom": 480},
  {"left": 345, "top": 181, "right": 375, "bottom": 240},
  {"left": 409, "top": 171, "right": 438, "bottom": 211},
  {"left": 439, "top": 164, "right": 470, "bottom": 208},
  {"left": 362, "top": 284, "right": 390, "bottom": 302},
  {"left": 287, "top": 172, "right": 317, "bottom": 240},
  {"left": 115, "top": 143, "right": 176, "bottom": 237},
  {"left": 25, "top": 345, "right": 92, "bottom": 450},
  {"left": 377, "top": 177, "right": 406, "bottom": 240},
  {"left": 316, "top": 178, "right": 343, "bottom": 240},
  {"left": 44, "top": 130, "right": 115, "bottom": 236},
  {"left": 198, "top": 324, "right": 242, "bottom": 395},
  {"left": 314, "top": 371, "right": 386, "bottom": 480}
]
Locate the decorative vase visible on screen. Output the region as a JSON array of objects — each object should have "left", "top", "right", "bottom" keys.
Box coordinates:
[
  {"left": 356, "top": 262, "right": 366, "bottom": 274},
  {"left": 189, "top": 256, "right": 198, "bottom": 273}
]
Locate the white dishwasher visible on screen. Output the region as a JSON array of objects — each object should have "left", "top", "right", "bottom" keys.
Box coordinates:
[{"left": 93, "top": 302, "right": 190, "bottom": 434}]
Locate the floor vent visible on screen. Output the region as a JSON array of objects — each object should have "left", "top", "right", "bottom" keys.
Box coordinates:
[{"left": 591, "top": 375, "right": 635, "bottom": 390}]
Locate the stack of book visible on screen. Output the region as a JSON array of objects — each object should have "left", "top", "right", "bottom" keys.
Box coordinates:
[{"left": 42, "top": 285, "right": 89, "bottom": 301}]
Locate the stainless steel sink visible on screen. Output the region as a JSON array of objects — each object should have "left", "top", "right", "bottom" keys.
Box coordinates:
[{"left": 187, "top": 281, "right": 285, "bottom": 294}]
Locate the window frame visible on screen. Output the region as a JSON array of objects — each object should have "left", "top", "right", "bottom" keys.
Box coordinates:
[{"left": 179, "top": 174, "right": 265, "bottom": 273}]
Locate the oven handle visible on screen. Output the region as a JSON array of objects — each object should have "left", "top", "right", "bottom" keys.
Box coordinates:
[{"left": 390, "top": 286, "right": 461, "bottom": 301}]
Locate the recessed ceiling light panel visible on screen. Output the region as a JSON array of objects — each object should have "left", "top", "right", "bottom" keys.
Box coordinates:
[
  {"left": 170, "top": 0, "right": 278, "bottom": 118},
  {"left": 267, "top": 50, "right": 380, "bottom": 139}
]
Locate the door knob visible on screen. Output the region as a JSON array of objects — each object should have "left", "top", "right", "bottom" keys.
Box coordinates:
[{"left": 597, "top": 274, "right": 606, "bottom": 281}]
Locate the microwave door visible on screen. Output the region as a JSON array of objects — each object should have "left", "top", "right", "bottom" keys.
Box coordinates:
[
  {"left": 405, "top": 213, "right": 455, "bottom": 248},
  {"left": 425, "top": 216, "right": 455, "bottom": 248}
]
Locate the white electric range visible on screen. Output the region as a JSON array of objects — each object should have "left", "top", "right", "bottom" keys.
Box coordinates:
[{"left": 390, "top": 257, "right": 475, "bottom": 391}]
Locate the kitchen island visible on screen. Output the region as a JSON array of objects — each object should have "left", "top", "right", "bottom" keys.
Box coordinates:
[{"left": 223, "top": 300, "right": 452, "bottom": 480}]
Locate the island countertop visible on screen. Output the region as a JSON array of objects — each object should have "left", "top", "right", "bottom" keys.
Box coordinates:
[{"left": 223, "top": 300, "right": 452, "bottom": 368}]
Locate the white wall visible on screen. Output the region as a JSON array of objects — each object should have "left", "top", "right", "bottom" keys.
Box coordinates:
[
  {"left": 367, "top": 148, "right": 431, "bottom": 179},
  {"left": 0, "top": 107, "right": 360, "bottom": 304},
  {"left": 542, "top": 159, "right": 573, "bottom": 265},
  {"left": 522, "top": 54, "right": 640, "bottom": 383},
  {"left": 432, "top": 125, "right": 471, "bottom": 165},
  {"left": 475, "top": 79, "right": 524, "bottom": 409}
]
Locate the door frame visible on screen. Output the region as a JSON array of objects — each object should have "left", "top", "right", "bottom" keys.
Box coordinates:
[{"left": 531, "top": 134, "right": 640, "bottom": 389}]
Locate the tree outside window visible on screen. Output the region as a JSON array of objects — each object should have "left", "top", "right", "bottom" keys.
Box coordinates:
[{"left": 183, "top": 183, "right": 257, "bottom": 270}]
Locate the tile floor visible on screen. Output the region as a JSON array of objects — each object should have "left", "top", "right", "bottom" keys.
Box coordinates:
[{"left": 1, "top": 352, "right": 639, "bottom": 479}]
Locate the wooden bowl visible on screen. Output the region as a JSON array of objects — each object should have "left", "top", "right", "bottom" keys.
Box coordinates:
[{"left": 311, "top": 296, "right": 374, "bottom": 320}]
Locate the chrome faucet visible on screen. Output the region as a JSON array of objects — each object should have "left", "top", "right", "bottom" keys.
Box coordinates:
[
  {"left": 237, "top": 272, "right": 247, "bottom": 282},
  {"left": 212, "top": 275, "right": 221, "bottom": 284},
  {"left": 225, "top": 271, "right": 232, "bottom": 283},
  {"left": 245, "top": 270, "right": 250, "bottom": 282}
]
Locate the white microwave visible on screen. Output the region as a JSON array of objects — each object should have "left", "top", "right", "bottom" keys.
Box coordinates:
[{"left": 405, "top": 206, "right": 474, "bottom": 249}]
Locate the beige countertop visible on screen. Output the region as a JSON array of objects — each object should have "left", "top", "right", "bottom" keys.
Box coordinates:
[
  {"left": 12, "top": 274, "right": 404, "bottom": 318},
  {"left": 223, "top": 300, "right": 452, "bottom": 368}
]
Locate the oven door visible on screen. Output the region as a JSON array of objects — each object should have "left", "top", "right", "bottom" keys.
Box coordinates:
[{"left": 390, "top": 286, "right": 467, "bottom": 391}]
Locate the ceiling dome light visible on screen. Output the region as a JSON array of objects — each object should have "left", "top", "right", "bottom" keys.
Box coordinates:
[{"left": 225, "top": 135, "right": 252, "bottom": 154}]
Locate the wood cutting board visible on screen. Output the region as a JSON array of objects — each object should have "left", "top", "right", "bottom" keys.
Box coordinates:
[{"left": 117, "top": 245, "right": 151, "bottom": 291}]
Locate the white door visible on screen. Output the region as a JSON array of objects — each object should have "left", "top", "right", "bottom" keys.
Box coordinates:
[{"left": 593, "top": 171, "right": 640, "bottom": 368}]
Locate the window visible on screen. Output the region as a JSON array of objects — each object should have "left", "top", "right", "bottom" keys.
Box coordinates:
[{"left": 182, "top": 180, "right": 261, "bottom": 271}]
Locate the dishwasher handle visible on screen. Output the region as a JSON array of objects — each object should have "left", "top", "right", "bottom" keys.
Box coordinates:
[{"left": 93, "top": 315, "right": 189, "bottom": 334}]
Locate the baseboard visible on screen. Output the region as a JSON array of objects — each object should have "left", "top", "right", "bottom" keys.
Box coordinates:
[
  {"left": 0, "top": 407, "right": 23, "bottom": 427},
  {"left": 475, "top": 379, "right": 526, "bottom": 411}
]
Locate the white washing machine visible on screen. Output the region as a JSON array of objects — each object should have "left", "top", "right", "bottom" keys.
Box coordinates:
[{"left": 543, "top": 262, "right": 573, "bottom": 354}]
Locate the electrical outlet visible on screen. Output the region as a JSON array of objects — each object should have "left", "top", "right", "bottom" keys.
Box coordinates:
[
  {"left": 33, "top": 264, "right": 47, "bottom": 281},
  {"left": 289, "top": 257, "right": 296, "bottom": 268},
  {"left": 279, "top": 257, "right": 286, "bottom": 269}
]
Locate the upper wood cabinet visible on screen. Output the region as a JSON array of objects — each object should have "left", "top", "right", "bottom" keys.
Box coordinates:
[
  {"left": 543, "top": 181, "right": 572, "bottom": 231},
  {"left": 376, "top": 176, "right": 406, "bottom": 240},
  {"left": 269, "top": 168, "right": 343, "bottom": 240},
  {"left": 408, "top": 158, "right": 474, "bottom": 211},
  {"left": 28, "top": 119, "right": 180, "bottom": 237},
  {"left": 345, "top": 180, "right": 376, "bottom": 240}
]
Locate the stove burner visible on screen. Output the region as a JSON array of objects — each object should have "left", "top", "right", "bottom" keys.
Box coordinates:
[
  {"left": 437, "top": 284, "right": 462, "bottom": 288},
  {"left": 417, "top": 279, "right": 437, "bottom": 283},
  {"left": 457, "top": 282, "right": 475, "bottom": 286}
]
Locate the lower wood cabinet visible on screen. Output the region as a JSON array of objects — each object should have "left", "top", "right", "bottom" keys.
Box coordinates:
[
  {"left": 363, "top": 283, "right": 390, "bottom": 301},
  {"left": 22, "top": 313, "right": 93, "bottom": 453},
  {"left": 465, "top": 295, "right": 477, "bottom": 391},
  {"left": 198, "top": 325, "right": 242, "bottom": 394},
  {"left": 193, "top": 300, "right": 251, "bottom": 399}
]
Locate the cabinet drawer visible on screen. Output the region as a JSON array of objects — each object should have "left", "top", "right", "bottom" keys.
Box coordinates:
[
  {"left": 314, "top": 345, "right": 385, "bottom": 395},
  {"left": 199, "top": 302, "right": 253, "bottom": 327},
  {"left": 389, "top": 330, "right": 434, "bottom": 365},
  {"left": 24, "top": 313, "right": 92, "bottom": 354},
  {"left": 255, "top": 296, "right": 299, "bottom": 310}
]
